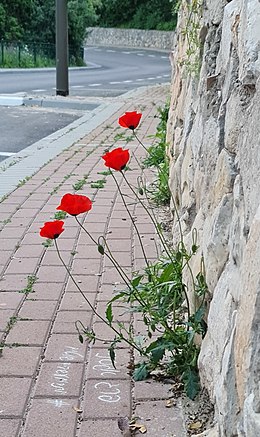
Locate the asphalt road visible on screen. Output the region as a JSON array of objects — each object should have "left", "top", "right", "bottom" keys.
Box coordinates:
[
  {"left": 0, "top": 106, "right": 79, "bottom": 163},
  {"left": 0, "top": 46, "right": 171, "bottom": 97},
  {"left": 0, "top": 46, "right": 171, "bottom": 162}
]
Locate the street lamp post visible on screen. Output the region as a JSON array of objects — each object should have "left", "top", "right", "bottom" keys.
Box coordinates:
[{"left": 56, "top": 0, "right": 69, "bottom": 96}]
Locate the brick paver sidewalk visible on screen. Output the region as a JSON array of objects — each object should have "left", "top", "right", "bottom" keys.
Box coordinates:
[{"left": 0, "top": 85, "right": 186, "bottom": 437}]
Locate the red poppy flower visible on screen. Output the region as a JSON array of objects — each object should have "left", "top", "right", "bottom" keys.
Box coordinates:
[
  {"left": 118, "top": 111, "right": 142, "bottom": 130},
  {"left": 40, "top": 221, "right": 65, "bottom": 239},
  {"left": 56, "top": 193, "right": 92, "bottom": 216},
  {"left": 102, "top": 147, "right": 130, "bottom": 171}
]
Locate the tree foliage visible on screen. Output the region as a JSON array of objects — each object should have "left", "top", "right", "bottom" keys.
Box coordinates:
[
  {"left": 96, "top": 0, "right": 178, "bottom": 30},
  {"left": 0, "top": 0, "right": 100, "bottom": 52}
]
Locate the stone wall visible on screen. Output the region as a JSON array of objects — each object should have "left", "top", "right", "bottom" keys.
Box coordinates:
[
  {"left": 167, "top": 0, "right": 260, "bottom": 436},
  {"left": 85, "top": 27, "right": 174, "bottom": 51}
]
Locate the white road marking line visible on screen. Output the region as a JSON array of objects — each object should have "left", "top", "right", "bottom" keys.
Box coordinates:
[
  {"left": 163, "top": 74, "right": 170, "bottom": 77},
  {"left": 161, "top": 56, "right": 168, "bottom": 59},
  {"left": 148, "top": 54, "right": 156, "bottom": 57},
  {"left": 136, "top": 78, "right": 145, "bottom": 81},
  {"left": 109, "top": 81, "right": 121, "bottom": 84},
  {"left": 122, "top": 51, "right": 131, "bottom": 54},
  {"left": 137, "top": 53, "right": 144, "bottom": 56},
  {"left": 71, "top": 85, "right": 85, "bottom": 88},
  {"left": 0, "top": 152, "right": 16, "bottom": 157},
  {"left": 88, "top": 83, "right": 101, "bottom": 87},
  {"left": 156, "top": 76, "right": 162, "bottom": 78},
  {"left": 147, "top": 77, "right": 156, "bottom": 80},
  {"left": 123, "top": 80, "right": 133, "bottom": 83},
  {"left": 32, "top": 89, "right": 46, "bottom": 92},
  {"left": 106, "top": 50, "right": 116, "bottom": 52}
]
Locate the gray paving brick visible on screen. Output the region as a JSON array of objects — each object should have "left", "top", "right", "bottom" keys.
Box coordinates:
[
  {"left": 135, "top": 400, "right": 186, "bottom": 437},
  {"left": 6, "top": 320, "right": 51, "bottom": 345},
  {"left": 0, "top": 346, "right": 41, "bottom": 376},
  {"left": 0, "top": 419, "right": 20, "bottom": 437},
  {"left": 0, "top": 377, "right": 31, "bottom": 417},
  {"left": 44, "top": 334, "right": 87, "bottom": 362},
  {"left": 33, "top": 362, "right": 84, "bottom": 397},
  {"left": 22, "top": 398, "right": 78, "bottom": 437},
  {"left": 83, "top": 379, "right": 131, "bottom": 419},
  {"left": 78, "top": 419, "right": 122, "bottom": 437}
]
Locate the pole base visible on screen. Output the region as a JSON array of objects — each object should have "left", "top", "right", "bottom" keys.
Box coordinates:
[{"left": 56, "top": 90, "right": 69, "bottom": 97}]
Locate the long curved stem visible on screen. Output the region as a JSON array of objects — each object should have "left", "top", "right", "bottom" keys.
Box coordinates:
[
  {"left": 54, "top": 239, "right": 144, "bottom": 354},
  {"left": 110, "top": 170, "right": 151, "bottom": 271}
]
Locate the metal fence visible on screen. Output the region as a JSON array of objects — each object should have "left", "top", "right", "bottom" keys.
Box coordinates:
[{"left": 0, "top": 41, "right": 84, "bottom": 68}]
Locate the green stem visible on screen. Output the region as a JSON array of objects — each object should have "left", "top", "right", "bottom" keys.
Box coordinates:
[
  {"left": 54, "top": 239, "right": 144, "bottom": 354},
  {"left": 75, "top": 217, "right": 147, "bottom": 309},
  {"left": 110, "top": 170, "right": 151, "bottom": 271}
]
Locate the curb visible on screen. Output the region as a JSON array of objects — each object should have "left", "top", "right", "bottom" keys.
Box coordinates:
[{"left": 0, "top": 100, "right": 124, "bottom": 198}]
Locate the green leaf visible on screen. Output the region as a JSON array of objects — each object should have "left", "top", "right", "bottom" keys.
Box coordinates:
[
  {"left": 108, "top": 344, "right": 116, "bottom": 369},
  {"left": 108, "top": 291, "right": 128, "bottom": 304},
  {"left": 106, "top": 303, "right": 113, "bottom": 325},
  {"left": 133, "top": 363, "right": 149, "bottom": 381},
  {"left": 131, "top": 275, "right": 143, "bottom": 288},
  {"left": 78, "top": 334, "right": 84, "bottom": 344},
  {"left": 182, "top": 367, "right": 200, "bottom": 400}
]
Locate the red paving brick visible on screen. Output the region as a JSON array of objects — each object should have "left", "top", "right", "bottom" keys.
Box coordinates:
[{"left": 0, "top": 85, "right": 186, "bottom": 436}]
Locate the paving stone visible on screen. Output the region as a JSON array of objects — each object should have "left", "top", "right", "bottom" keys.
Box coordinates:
[
  {"left": 70, "top": 257, "right": 102, "bottom": 275},
  {"left": 0, "top": 251, "right": 13, "bottom": 265},
  {"left": 103, "top": 251, "right": 132, "bottom": 268},
  {"left": 33, "top": 362, "right": 84, "bottom": 397},
  {"left": 102, "top": 267, "right": 131, "bottom": 285},
  {"left": 83, "top": 379, "right": 131, "bottom": 419},
  {"left": 6, "top": 320, "right": 51, "bottom": 345},
  {"left": 44, "top": 334, "right": 87, "bottom": 362},
  {"left": 0, "top": 291, "right": 24, "bottom": 310},
  {"left": 75, "top": 244, "right": 103, "bottom": 259},
  {"left": 52, "top": 310, "right": 92, "bottom": 334},
  {"left": 78, "top": 419, "right": 122, "bottom": 437},
  {"left": 0, "top": 239, "right": 18, "bottom": 251},
  {"left": 92, "top": 321, "right": 130, "bottom": 343},
  {"left": 59, "top": 292, "right": 96, "bottom": 311},
  {"left": 22, "top": 398, "right": 78, "bottom": 437},
  {"left": 0, "top": 377, "right": 31, "bottom": 417},
  {"left": 0, "top": 346, "right": 41, "bottom": 376},
  {"left": 0, "top": 226, "right": 26, "bottom": 239},
  {"left": 41, "top": 250, "right": 72, "bottom": 266},
  {"left": 66, "top": 274, "right": 100, "bottom": 293},
  {"left": 0, "top": 419, "right": 21, "bottom": 437},
  {"left": 134, "top": 400, "right": 186, "bottom": 437},
  {"left": 87, "top": 347, "right": 131, "bottom": 381},
  {"left": 31, "top": 282, "right": 64, "bottom": 300},
  {"left": 134, "top": 379, "right": 171, "bottom": 401},
  {"left": 0, "top": 274, "right": 28, "bottom": 291},
  {"left": 15, "top": 245, "right": 44, "bottom": 259},
  {"left": 18, "top": 300, "right": 57, "bottom": 320},
  {"left": 36, "top": 265, "right": 67, "bottom": 283},
  {"left": 0, "top": 309, "right": 16, "bottom": 331},
  {"left": 5, "top": 258, "right": 39, "bottom": 275}
]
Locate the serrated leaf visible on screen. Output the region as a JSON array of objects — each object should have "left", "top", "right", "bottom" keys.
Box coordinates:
[
  {"left": 106, "top": 303, "right": 113, "bottom": 325},
  {"left": 133, "top": 363, "right": 149, "bottom": 381},
  {"left": 182, "top": 368, "right": 200, "bottom": 400}
]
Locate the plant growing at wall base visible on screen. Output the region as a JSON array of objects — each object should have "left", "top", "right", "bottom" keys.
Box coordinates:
[{"left": 39, "top": 107, "right": 208, "bottom": 399}]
